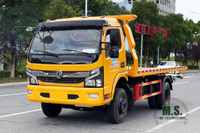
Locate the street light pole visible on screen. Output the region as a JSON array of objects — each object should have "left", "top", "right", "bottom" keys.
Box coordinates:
[
  {"left": 191, "top": 11, "right": 200, "bottom": 15},
  {"left": 157, "top": 45, "right": 159, "bottom": 65},
  {"left": 140, "top": 33, "right": 143, "bottom": 67},
  {"left": 85, "top": 0, "right": 87, "bottom": 17}
]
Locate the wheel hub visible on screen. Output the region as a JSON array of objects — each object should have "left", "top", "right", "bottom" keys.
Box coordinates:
[{"left": 119, "top": 98, "right": 127, "bottom": 114}]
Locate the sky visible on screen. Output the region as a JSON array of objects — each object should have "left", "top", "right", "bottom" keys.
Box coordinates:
[
  {"left": 112, "top": 0, "right": 200, "bottom": 23},
  {"left": 174, "top": 0, "right": 200, "bottom": 23}
]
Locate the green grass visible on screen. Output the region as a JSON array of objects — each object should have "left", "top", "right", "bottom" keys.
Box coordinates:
[
  {"left": 163, "top": 57, "right": 175, "bottom": 61},
  {"left": 0, "top": 77, "right": 27, "bottom": 84}
]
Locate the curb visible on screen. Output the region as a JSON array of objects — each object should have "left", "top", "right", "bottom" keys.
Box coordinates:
[{"left": 0, "top": 82, "right": 27, "bottom": 88}]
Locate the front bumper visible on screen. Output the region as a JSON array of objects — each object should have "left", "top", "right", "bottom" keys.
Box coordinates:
[{"left": 27, "top": 85, "right": 110, "bottom": 106}]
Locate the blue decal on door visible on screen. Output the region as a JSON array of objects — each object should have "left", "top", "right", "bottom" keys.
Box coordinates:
[{"left": 110, "top": 58, "right": 119, "bottom": 68}]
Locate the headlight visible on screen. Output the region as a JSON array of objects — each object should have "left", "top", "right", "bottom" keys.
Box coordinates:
[
  {"left": 26, "top": 66, "right": 38, "bottom": 85},
  {"left": 84, "top": 67, "right": 103, "bottom": 87},
  {"left": 85, "top": 79, "right": 96, "bottom": 86}
]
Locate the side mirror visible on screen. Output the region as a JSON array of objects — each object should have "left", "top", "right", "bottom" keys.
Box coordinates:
[
  {"left": 110, "top": 49, "right": 119, "bottom": 58},
  {"left": 42, "top": 36, "right": 53, "bottom": 44},
  {"left": 110, "top": 29, "right": 120, "bottom": 46}
]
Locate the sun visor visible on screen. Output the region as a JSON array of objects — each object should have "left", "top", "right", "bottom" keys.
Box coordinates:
[{"left": 39, "top": 20, "right": 108, "bottom": 29}]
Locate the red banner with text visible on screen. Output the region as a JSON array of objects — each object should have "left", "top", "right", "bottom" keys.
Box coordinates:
[{"left": 135, "top": 23, "right": 167, "bottom": 38}]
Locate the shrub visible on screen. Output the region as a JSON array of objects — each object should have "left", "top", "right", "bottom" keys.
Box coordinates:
[
  {"left": 0, "top": 70, "right": 27, "bottom": 78},
  {"left": 0, "top": 70, "right": 10, "bottom": 78},
  {"left": 16, "top": 71, "right": 27, "bottom": 78},
  {"left": 187, "top": 65, "right": 199, "bottom": 69}
]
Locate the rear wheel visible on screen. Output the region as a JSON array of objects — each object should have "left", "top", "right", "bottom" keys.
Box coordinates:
[
  {"left": 41, "top": 103, "right": 62, "bottom": 117},
  {"left": 148, "top": 96, "right": 157, "bottom": 109},
  {"left": 156, "top": 82, "right": 171, "bottom": 109},
  {"left": 148, "top": 85, "right": 157, "bottom": 108},
  {"left": 108, "top": 88, "right": 128, "bottom": 124}
]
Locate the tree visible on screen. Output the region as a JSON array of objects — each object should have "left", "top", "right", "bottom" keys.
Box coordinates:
[
  {"left": 64, "top": 0, "right": 130, "bottom": 16},
  {"left": 164, "top": 13, "right": 185, "bottom": 61},
  {"left": 179, "top": 20, "right": 200, "bottom": 66},
  {"left": 0, "top": 0, "right": 52, "bottom": 77},
  {"left": 130, "top": 0, "right": 165, "bottom": 66},
  {"left": 44, "top": 0, "right": 82, "bottom": 20}
]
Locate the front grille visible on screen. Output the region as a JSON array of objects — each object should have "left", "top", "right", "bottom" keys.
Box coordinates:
[{"left": 37, "top": 76, "right": 85, "bottom": 84}]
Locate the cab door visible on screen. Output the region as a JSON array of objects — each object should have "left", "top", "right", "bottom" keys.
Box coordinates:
[{"left": 103, "top": 27, "right": 126, "bottom": 95}]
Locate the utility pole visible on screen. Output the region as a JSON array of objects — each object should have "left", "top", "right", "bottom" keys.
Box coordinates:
[
  {"left": 140, "top": 33, "right": 143, "bottom": 67},
  {"left": 157, "top": 45, "right": 159, "bottom": 65},
  {"left": 85, "top": 0, "right": 87, "bottom": 17}
]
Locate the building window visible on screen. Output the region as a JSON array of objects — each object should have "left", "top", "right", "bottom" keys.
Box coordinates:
[
  {"left": 167, "top": 0, "right": 170, "bottom": 6},
  {"left": 156, "top": 0, "right": 159, "bottom": 4},
  {"left": 128, "top": 0, "right": 131, "bottom": 4}
]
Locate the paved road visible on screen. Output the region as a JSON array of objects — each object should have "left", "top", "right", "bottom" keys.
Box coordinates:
[{"left": 0, "top": 72, "right": 200, "bottom": 133}]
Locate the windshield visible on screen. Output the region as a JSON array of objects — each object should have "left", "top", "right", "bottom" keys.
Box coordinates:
[
  {"left": 29, "top": 28, "right": 101, "bottom": 54},
  {"left": 159, "top": 62, "right": 175, "bottom": 66}
]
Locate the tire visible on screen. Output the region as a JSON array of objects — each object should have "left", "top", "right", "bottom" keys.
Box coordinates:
[
  {"left": 41, "top": 103, "right": 62, "bottom": 117},
  {"left": 108, "top": 88, "right": 128, "bottom": 124},
  {"left": 156, "top": 82, "right": 171, "bottom": 109},
  {"left": 128, "top": 101, "right": 134, "bottom": 111},
  {"left": 148, "top": 96, "right": 157, "bottom": 109}
]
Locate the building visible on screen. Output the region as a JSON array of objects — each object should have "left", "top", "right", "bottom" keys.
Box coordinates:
[
  {"left": 111, "top": 0, "right": 176, "bottom": 15},
  {"left": 156, "top": 0, "right": 176, "bottom": 15}
]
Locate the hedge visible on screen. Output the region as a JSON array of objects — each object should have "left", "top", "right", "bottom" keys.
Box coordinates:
[
  {"left": 0, "top": 70, "right": 26, "bottom": 78},
  {"left": 0, "top": 70, "right": 10, "bottom": 78},
  {"left": 16, "top": 71, "right": 27, "bottom": 78},
  {"left": 187, "top": 65, "right": 199, "bottom": 69}
]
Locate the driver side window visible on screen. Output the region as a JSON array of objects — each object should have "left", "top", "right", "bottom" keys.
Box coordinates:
[{"left": 105, "top": 29, "right": 121, "bottom": 58}]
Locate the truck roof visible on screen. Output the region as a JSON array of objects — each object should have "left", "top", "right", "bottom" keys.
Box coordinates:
[
  {"left": 43, "top": 15, "right": 137, "bottom": 27},
  {"left": 47, "top": 16, "right": 121, "bottom": 26}
]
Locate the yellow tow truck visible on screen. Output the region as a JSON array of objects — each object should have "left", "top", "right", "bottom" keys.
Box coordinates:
[{"left": 25, "top": 15, "right": 187, "bottom": 123}]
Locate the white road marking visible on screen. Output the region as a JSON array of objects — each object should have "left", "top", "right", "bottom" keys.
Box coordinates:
[
  {"left": 146, "top": 106, "right": 200, "bottom": 133},
  {"left": 0, "top": 92, "right": 26, "bottom": 97},
  {"left": 0, "top": 109, "right": 41, "bottom": 119},
  {"left": 184, "top": 75, "right": 195, "bottom": 79},
  {"left": 173, "top": 81, "right": 190, "bottom": 86},
  {"left": 184, "top": 73, "right": 194, "bottom": 76}
]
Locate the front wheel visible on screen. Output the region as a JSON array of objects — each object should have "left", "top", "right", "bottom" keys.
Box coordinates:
[
  {"left": 108, "top": 88, "right": 128, "bottom": 124},
  {"left": 41, "top": 103, "right": 62, "bottom": 117}
]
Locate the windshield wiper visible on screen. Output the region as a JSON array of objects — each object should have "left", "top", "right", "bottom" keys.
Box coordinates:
[
  {"left": 62, "top": 49, "right": 92, "bottom": 56},
  {"left": 31, "top": 50, "right": 58, "bottom": 57}
]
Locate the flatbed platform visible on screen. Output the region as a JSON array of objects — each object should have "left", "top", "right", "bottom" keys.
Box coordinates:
[{"left": 127, "top": 66, "right": 188, "bottom": 77}]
